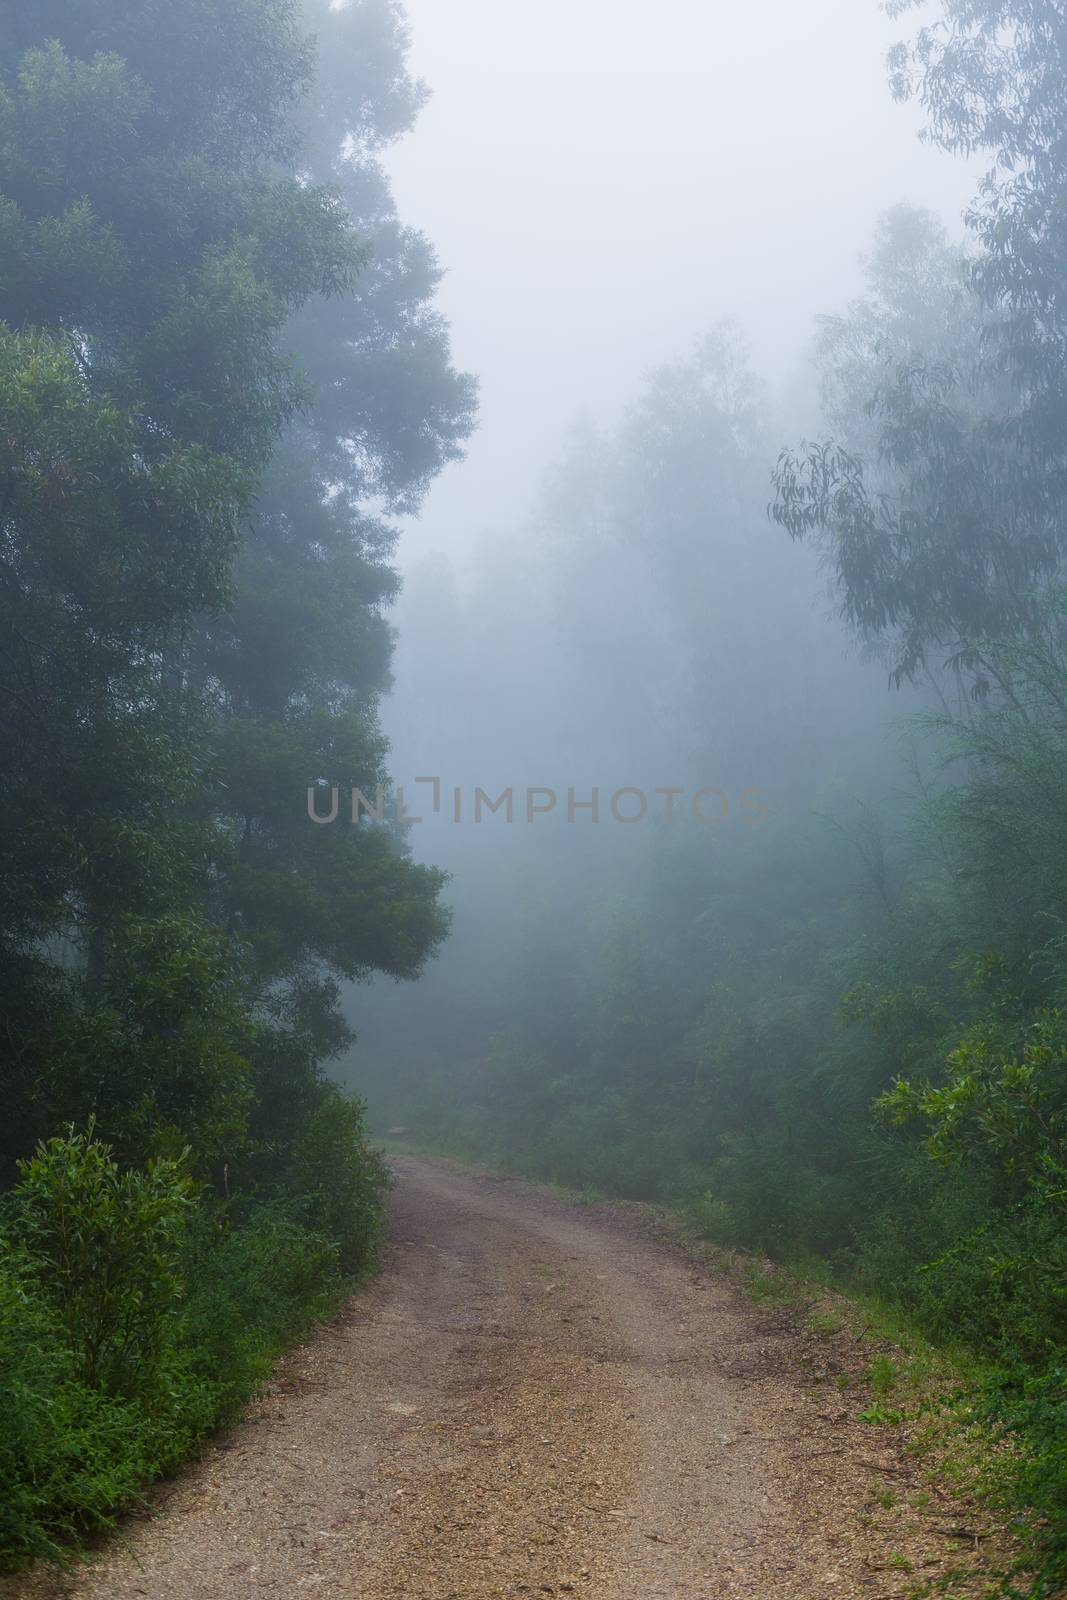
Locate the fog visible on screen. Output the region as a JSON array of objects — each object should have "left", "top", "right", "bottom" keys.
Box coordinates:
[
  {"left": 387, "top": 0, "right": 977, "bottom": 564},
  {"left": 343, "top": 1, "right": 981, "bottom": 1119}
]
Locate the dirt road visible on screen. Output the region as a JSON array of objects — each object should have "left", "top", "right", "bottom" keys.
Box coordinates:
[{"left": 15, "top": 1156, "right": 991, "bottom": 1599}]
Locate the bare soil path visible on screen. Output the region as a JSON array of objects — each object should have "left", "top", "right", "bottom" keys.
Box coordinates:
[{"left": 10, "top": 1156, "right": 1001, "bottom": 1599}]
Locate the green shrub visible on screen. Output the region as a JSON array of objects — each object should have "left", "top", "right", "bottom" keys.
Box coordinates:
[
  {"left": 180, "top": 1201, "right": 343, "bottom": 1422},
  {"left": 0, "top": 1120, "right": 385, "bottom": 1570},
  {"left": 982, "top": 1364, "right": 1067, "bottom": 1596},
  {"left": 0, "top": 1253, "right": 199, "bottom": 1567},
  {"left": 287, "top": 1089, "right": 389, "bottom": 1277},
  {"left": 4, "top": 1126, "right": 193, "bottom": 1395},
  {"left": 685, "top": 1189, "right": 736, "bottom": 1245}
]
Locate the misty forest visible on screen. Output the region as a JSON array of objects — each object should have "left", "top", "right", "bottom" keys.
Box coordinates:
[{"left": 3, "top": 2, "right": 1067, "bottom": 1597}]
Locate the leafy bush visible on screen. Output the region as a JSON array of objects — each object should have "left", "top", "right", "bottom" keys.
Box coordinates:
[
  {"left": 180, "top": 1202, "right": 344, "bottom": 1423},
  {"left": 5, "top": 1126, "right": 193, "bottom": 1393},
  {"left": 983, "top": 1365, "right": 1067, "bottom": 1597},
  {"left": 287, "top": 1088, "right": 389, "bottom": 1278},
  {"left": 0, "top": 1122, "right": 384, "bottom": 1570},
  {"left": 0, "top": 1260, "right": 152, "bottom": 1566}
]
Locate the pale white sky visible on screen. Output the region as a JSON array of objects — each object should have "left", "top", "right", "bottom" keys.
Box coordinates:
[{"left": 386, "top": 0, "right": 977, "bottom": 567}]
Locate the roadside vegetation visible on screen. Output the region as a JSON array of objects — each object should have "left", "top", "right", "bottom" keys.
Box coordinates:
[{"left": 0, "top": 0, "right": 471, "bottom": 1567}]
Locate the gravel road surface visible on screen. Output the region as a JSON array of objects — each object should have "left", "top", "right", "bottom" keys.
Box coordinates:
[{"left": 12, "top": 1155, "right": 986, "bottom": 1599}]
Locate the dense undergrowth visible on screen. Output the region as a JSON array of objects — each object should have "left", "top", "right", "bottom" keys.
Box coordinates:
[{"left": 0, "top": 1106, "right": 387, "bottom": 1569}]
